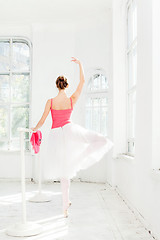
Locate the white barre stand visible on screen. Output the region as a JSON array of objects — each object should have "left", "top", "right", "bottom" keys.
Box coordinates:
[
  {"left": 6, "top": 128, "right": 42, "bottom": 237},
  {"left": 29, "top": 143, "right": 52, "bottom": 202}
]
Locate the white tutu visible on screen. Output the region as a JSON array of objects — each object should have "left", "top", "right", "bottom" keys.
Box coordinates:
[{"left": 44, "top": 122, "right": 113, "bottom": 180}]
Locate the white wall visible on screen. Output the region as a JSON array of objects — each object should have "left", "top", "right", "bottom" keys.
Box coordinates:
[
  {"left": 113, "top": 0, "right": 160, "bottom": 238},
  {"left": 0, "top": 9, "right": 113, "bottom": 183}
]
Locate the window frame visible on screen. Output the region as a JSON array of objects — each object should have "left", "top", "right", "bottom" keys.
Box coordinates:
[
  {"left": 126, "top": 0, "right": 137, "bottom": 157},
  {"left": 0, "top": 36, "right": 32, "bottom": 152}
]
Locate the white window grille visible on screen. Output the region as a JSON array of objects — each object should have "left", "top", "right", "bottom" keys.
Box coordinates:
[
  {"left": 0, "top": 37, "right": 32, "bottom": 151},
  {"left": 85, "top": 70, "right": 108, "bottom": 137},
  {"left": 126, "top": 0, "right": 137, "bottom": 156}
]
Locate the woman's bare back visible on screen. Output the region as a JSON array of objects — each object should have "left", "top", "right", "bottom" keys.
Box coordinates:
[{"left": 51, "top": 95, "right": 73, "bottom": 110}]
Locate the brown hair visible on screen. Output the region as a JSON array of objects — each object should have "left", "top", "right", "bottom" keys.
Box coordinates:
[{"left": 56, "top": 75, "right": 68, "bottom": 90}]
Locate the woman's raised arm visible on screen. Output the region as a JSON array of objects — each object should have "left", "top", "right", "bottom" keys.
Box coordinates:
[{"left": 70, "top": 57, "right": 85, "bottom": 105}]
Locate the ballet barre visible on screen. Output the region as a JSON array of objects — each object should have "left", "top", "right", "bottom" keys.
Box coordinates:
[{"left": 6, "top": 127, "right": 43, "bottom": 237}]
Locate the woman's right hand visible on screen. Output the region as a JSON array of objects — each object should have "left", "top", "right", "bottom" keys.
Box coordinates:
[{"left": 71, "top": 57, "right": 81, "bottom": 65}]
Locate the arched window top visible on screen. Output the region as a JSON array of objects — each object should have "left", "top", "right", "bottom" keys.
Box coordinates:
[{"left": 87, "top": 70, "right": 108, "bottom": 92}]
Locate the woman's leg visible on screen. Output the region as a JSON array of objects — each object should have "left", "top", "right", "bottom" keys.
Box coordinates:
[{"left": 60, "top": 177, "right": 71, "bottom": 213}]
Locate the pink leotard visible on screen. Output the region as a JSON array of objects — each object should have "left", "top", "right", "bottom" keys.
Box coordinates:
[{"left": 50, "top": 97, "right": 73, "bottom": 129}]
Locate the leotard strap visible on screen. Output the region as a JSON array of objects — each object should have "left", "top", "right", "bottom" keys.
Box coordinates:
[
  {"left": 70, "top": 97, "right": 73, "bottom": 110},
  {"left": 51, "top": 98, "right": 52, "bottom": 110}
]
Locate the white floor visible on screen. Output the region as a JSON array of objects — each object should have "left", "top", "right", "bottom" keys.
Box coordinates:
[{"left": 0, "top": 181, "right": 154, "bottom": 240}]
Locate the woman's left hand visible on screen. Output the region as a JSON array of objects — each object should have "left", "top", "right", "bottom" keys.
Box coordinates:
[{"left": 31, "top": 127, "right": 38, "bottom": 132}]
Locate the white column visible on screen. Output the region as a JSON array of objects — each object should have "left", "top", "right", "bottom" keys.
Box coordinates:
[
  {"left": 112, "top": 0, "right": 127, "bottom": 158},
  {"left": 135, "top": 0, "right": 153, "bottom": 170},
  {"left": 152, "top": 0, "right": 160, "bottom": 169}
]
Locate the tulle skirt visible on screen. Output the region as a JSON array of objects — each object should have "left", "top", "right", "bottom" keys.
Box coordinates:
[{"left": 44, "top": 122, "right": 114, "bottom": 180}]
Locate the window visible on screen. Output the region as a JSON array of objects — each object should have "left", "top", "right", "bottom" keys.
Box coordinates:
[
  {"left": 85, "top": 70, "right": 108, "bottom": 137},
  {"left": 126, "top": 0, "right": 137, "bottom": 156},
  {"left": 0, "top": 37, "right": 32, "bottom": 151}
]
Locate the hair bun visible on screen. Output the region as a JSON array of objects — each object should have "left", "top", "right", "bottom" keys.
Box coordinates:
[{"left": 56, "top": 75, "right": 68, "bottom": 90}]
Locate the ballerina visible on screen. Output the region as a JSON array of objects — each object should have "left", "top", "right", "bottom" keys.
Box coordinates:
[{"left": 31, "top": 57, "right": 113, "bottom": 218}]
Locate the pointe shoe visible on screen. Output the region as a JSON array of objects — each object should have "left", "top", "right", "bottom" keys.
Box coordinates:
[
  {"left": 64, "top": 209, "right": 68, "bottom": 218},
  {"left": 63, "top": 202, "right": 71, "bottom": 218}
]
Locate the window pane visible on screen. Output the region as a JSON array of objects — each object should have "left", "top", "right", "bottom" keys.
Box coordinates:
[
  {"left": 128, "top": 52, "right": 132, "bottom": 88},
  {"left": 101, "top": 75, "right": 108, "bottom": 89},
  {"left": 0, "top": 41, "right": 10, "bottom": 72},
  {"left": 127, "top": 4, "right": 132, "bottom": 48},
  {"left": 12, "top": 41, "right": 30, "bottom": 71},
  {"left": 10, "top": 138, "right": 20, "bottom": 151},
  {"left": 10, "top": 138, "right": 29, "bottom": 151},
  {"left": 101, "top": 97, "right": 108, "bottom": 106},
  {"left": 0, "top": 141, "right": 8, "bottom": 150},
  {"left": 132, "top": 1, "right": 137, "bottom": 40},
  {"left": 86, "top": 107, "right": 92, "bottom": 130},
  {"left": 127, "top": 1, "right": 137, "bottom": 48},
  {"left": 92, "top": 98, "right": 99, "bottom": 107},
  {"left": 11, "top": 74, "right": 30, "bottom": 103},
  {"left": 92, "top": 108, "right": 100, "bottom": 132},
  {"left": 127, "top": 141, "right": 135, "bottom": 155},
  {"left": 92, "top": 74, "right": 101, "bottom": 90},
  {"left": 128, "top": 91, "right": 136, "bottom": 138},
  {"left": 11, "top": 106, "right": 29, "bottom": 139},
  {"left": 101, "top": 107, "right": 107, "bottom": 136},
  {"left": 86, "top": 97, "right": 91, "bottom": 107},
  {"left": 0, "top": 75, "right": 10, "bottom": 103},
  {"left": 0, "top": 107, "right": 8, "bottom": 139},
  {"left": 128, "top": 46, "right": 137, "bottom": 89},
  {"left": 87, "top": 77, "right": 92, "bottom": 91},
  {"left": 132, "top": 46, "right": 137, "bottom": 87},
  {"left": 25, "top": 140, "right": 30, "bottom": 151}
]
